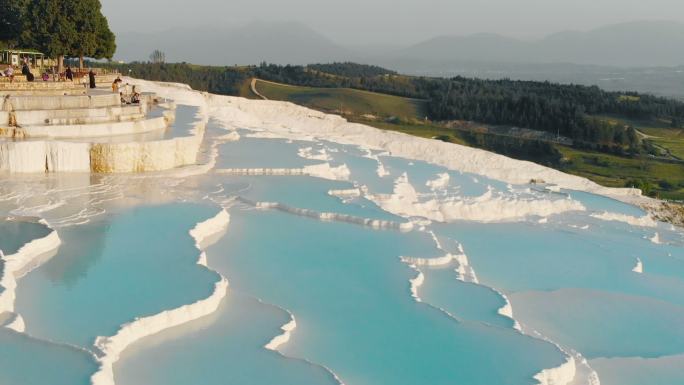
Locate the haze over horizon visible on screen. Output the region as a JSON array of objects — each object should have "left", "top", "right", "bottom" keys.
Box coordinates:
[
  {"left": 102, "top": 0, "right": 684, "bottom": 45},
  {"left": 101, "top": 0, "right": 684, "bottom": 94}
]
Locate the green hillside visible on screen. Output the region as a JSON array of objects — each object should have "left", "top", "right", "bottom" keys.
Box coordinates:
[{"left": 253, "top": 79, "right": 427, "bottom": 121}]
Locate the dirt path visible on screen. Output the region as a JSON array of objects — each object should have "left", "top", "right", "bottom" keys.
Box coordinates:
[
  {"left": 250, "top": 78, "right": 268, "bottom": 100},
  {"left": 635, "top": 128, "right": 657, "bottom": 139}
]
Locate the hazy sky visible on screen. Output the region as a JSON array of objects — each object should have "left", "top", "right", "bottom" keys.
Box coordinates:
[{"left": 102, "top": 0, "right": 684, "bottom": 44}]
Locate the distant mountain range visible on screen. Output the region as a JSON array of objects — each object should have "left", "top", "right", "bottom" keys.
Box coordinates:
[
  {"left": 114, "top": 20, "right": 684, "bottom": 69},
  {"left": 391, "top": 21, "right": 684, "bottom": 68},
  {"left": 115, "top": 21, "right": 352, "bottom": 66}
]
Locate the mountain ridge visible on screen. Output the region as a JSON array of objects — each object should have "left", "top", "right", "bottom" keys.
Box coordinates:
[{"left": 114, "top": 20, "right": 684, "bottom": 68}]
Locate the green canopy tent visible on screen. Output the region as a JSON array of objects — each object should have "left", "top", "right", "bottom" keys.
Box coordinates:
[{"left": 0, "top": 49, "right": 46, "bottom": 68}]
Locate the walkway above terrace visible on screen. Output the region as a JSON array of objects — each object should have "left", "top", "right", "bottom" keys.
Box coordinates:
[{"left": 0, "top": 72, "right": 121, "bottom": 93}]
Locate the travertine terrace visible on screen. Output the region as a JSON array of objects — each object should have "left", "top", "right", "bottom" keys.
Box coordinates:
[{"left": 0, "top": 75, "right": 204, "bottom": 173}]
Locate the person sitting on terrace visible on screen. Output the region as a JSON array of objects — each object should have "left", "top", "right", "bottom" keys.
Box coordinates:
[
  {"left": 42, "top": 72, "right": 50, "bottom": 81},
  {"left": 131, "top": 86, "right": 141, "bottom": 104},
  {"left": 120, "top": 92, "right": 130, "bottom": 104},
  {"left": 2, "top": 66, "right": 15, "bottom": 83}
]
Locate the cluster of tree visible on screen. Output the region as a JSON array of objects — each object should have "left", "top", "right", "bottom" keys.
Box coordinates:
[
  {"left": 100, "top": 62, "right": 252, "bottom": 95},
  {"left": 625, "top": 179, "right": 656, "bottom": 196},
  {"left": 456, "top": 131, "right": 562, "bottom": 166},
  {"left": 0, "top": 0, "right": 115, "bottom": 70},
  {"left": 0, "top": 0, "right": 24, "bottom": 47},
  {"left": 306, "top": 62, "right": 396, "bottom": 78},
  {"left": 422, "top": 78, "right": 683, "bottom": 147}
]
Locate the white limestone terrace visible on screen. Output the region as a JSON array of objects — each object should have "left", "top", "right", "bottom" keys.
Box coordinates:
[{"left": 0, "top": 81, "right": 206, "bottom": 173}]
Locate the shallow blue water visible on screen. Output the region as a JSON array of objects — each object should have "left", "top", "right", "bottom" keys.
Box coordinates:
[
  {"left": 15, "top": 204, "right": 221, "bottom": 348},
  {"left": 0, "top": 218, "right": 53, "bottom": 311},
  {"left": 204, "top": 209, "right": 565, "bottom": 385},
  {"left": 217, "top": 136, "right": 321, "bottom": 169},
  {"left": 116, "top": 292, "right": 338, "bottom": 385},
  {"left": 163, "top": 105, "right": 202, "bottom": 138},
  {"left": 0, "top": 219, "right": 51, "bottom": 256},
  {"left": 511, "top": 288, "right": 684, "bottom": 358},
  {"left": 380, "top": 156, "right": 502, "bottom": 197},
  {"left": 3, "top": 104, "right": 684, "bottom": 385},
  {"left": 435, "top": 221, "right": 684, "bottom": 307},
  {"left": 220, "top": 175, "right": 404, "bottom": 222},
  {"left": 565, "top": 190, "right": 647, "bottom": 216},
  {"left": 590, "top": 355, "right": 684, "bottom": 385},
  {"left": 419, "top": 264, "right": 515, "bottom": 329},
  {"left": 0, "top": 329, "right": 97, "bottom": 385}
]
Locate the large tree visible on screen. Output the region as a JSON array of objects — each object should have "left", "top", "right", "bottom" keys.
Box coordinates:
[
  {"left": 69, "top": 0, "right": 115, "bottom": 69},
  {"left": 22, "top": 0, "right": 115, "bottom": 72},
  {"left": 0, "top": 0, "right": 26, "bottom": 48},
  {"left": 23, "top": 0, "right": 77, "bottom": 72},
  {"left": 149, "top": 49, "right": 165, "bottom": 64},
  {"left": 93, "top": 14, "right": 116, "bottom": 62}
]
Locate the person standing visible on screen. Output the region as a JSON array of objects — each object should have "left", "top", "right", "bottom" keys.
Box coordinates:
[
  {"left": 112, "top": 78, "right": 120, "bottom": 93},
  {"left": 65, "top": 66, "right": 74, "bottom": 81},
  {"left": 21, "top": 62, "right": 34, "bottom": 81},
  {"left": 89, "top": 69, "right": 96, "bottom": 88}
]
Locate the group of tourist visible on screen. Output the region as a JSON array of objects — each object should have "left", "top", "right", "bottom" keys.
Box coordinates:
[
  {"left": 34, "top": 66, "right": 97, "bottom": 87},
  {"left": 1, "top": 60, "right": 95, "bottom": 85},
  {"left": 2, "top": 56, "right": 100, "bottom": 89},
  {"left": 47, "top": 65, "right": 75, "bottom": 82},
  {"left": 1, "top": 57, "right": 35, "bottom": 82},
  {"left": 113, "top": 78, "right": 140, "bottom": 104}
]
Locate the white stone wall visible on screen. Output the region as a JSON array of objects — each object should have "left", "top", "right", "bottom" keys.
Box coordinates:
[
  {"left": 90, "top": 122, "right": 205, "bottom": 173},
  {"left": 0, "top": 120, "right": 204, "bottom": 173}
]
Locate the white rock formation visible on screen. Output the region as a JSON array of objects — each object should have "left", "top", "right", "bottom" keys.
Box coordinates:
[
  {"left": 633, "top": 258, "right": 644, "bottom": 274},
  {"left": 367, "top": 173, "right": 585, "bottom": 223},
  {"left": 591, "top": 212, "right": 658, "bottom": 228}
]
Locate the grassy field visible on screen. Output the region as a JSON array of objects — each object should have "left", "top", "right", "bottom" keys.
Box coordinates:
[
  {"left": 595, "top": 115, "right": 684, "bottom": 160},
  {"left": 253, "top": 79, "right": 464, "bottom": 144},
  {"left": 254, "top": 79, "right": 427, "bottom": 121},
  {"left": 237, "top": 79, "right": 260, "bottom": 100},
  {"left": 558, "top": 146, "right": 684, "bottom": 200},
  {"left": 349, "top": 118, "right": 468, "bottom": 146},
  {"left": 639, "top": 126, "right": 684, "bottom": 159}
]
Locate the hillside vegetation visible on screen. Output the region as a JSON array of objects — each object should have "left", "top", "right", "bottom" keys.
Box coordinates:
[{"left": 306, "top": 62, "right": 397, "bottom": 77}]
